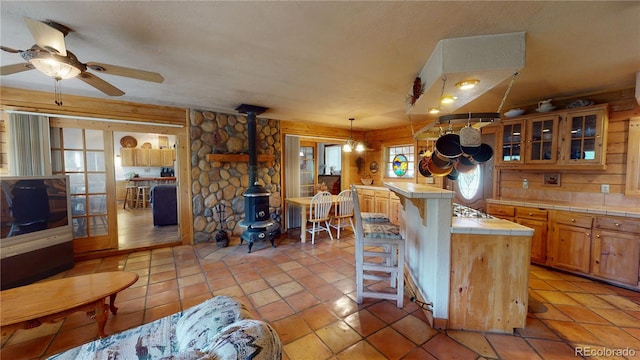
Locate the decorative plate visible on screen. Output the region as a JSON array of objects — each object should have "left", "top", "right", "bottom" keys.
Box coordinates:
[
  {"left": 120, "top": 135, "right": 137, "bottom": 148},
  {"left": 392, "top": 154, "right": 408, "bottom": 176},
  {"left": 141, "top": 142, "right": 152, "bottom": 149},
  {"left": 369, "top": 161, "right": 379, "bottom": 174}
]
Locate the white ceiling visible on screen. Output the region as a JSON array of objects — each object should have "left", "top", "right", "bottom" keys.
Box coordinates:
[{"left": 1, "top": 1, "right": 638, "bottom": 131}]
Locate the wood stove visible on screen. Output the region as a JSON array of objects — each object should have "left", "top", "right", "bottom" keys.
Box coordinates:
[{"left": 236, "top": 104, "right": 279, "bottom": 252}]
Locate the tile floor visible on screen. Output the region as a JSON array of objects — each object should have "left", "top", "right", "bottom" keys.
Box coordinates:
[{"left": 2, "top": 231, "right": 640, "bottom": 360}]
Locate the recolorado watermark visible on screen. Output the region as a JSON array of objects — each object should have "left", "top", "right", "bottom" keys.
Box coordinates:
[{"left": 575, "top": 346, "right": 636, "bottom": 357}]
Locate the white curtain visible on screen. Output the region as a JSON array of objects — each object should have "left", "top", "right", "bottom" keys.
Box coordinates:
[
  {"left": 285, "top": 135, "right": 301, "bottom": 229},
  {"left": 8, "top": 113, "right": 51, "bottom": 176}
]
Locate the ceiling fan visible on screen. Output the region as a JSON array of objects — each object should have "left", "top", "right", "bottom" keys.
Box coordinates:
[{"left": 1, "top": 17, "right": 164, "bottom": 103}]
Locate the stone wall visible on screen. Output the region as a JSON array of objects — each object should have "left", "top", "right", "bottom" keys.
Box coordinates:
[{"left": 190, "top": 109, "right": 282, "bottom": 243}]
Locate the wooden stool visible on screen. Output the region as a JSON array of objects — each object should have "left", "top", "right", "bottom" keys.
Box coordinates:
[
  {"left": 123, "top": 185, "right": 137, "bottom": 209},
  {"left": 135, "top": 186, "right": 151, "bottom": 208}
]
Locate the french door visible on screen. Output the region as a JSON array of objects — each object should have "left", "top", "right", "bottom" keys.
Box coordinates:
[{"left": 50, "top": 126, "right": 117, "bottom": 253}]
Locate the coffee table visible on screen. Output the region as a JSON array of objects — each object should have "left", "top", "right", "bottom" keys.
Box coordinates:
[{"left": 1, "top": 271, "right": 138, "bottom": 338}]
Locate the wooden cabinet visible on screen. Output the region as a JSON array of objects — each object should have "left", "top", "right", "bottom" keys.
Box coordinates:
[
  {"left": 549, "top": 212, "right": 593, "bottom": 274},
  {"left": 497, "top": 104, "right": 608, "bottom": 170},
  {"left": 486, "top": 203, "right": 515, "bottom": 222},
  {"left": 161, "top": 148, "right": 175, "bottom": 166},
  {"left": 120, "top": 148, "right": 176, "bottom": 167},
  {"left": 357, "top": 187, "right": 402, "bottom": 225},
  {"left": 592, "top": 216, "right": 640, "bottom": 287},
  {"left": 120, "top": 148, "right": 135, "bottom": 166},
  {"left": 625, "top": 118, "right": 640, "bottom": 196},
  {"left": 374, "top": 190, "right": 390, "bottom": 214},
  {"left": 389, "top": 192, "right": 401, "bottom": 225},
  {"left": 515, "top": 207, "right": 548, "bottom": 265},
  {"left": 359, "top": 189, "right": 374, "bottom": 213}
]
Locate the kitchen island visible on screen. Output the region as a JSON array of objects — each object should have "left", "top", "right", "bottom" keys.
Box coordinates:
[{"left": 384, "top": 182, "right": 533, "bottom": 333}]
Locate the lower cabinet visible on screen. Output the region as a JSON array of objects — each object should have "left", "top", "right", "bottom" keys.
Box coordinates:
[
  {"left": 356, "top": 187, "right": 401, "bottom": 225},
  {"left": 550, "top": 222, "right": 592, "bottom": 274},
  {"left": 549, "top": 212, "right": 593, "bottom": 274},
  {"left": 359, "top": 189, "right": 374, "bottom": 213},
  {"left": 515, "top": 207, "right": 548, "bottom": 265},
  {"left": 592, "top": 216, "right": 640, "bottom": 287}
]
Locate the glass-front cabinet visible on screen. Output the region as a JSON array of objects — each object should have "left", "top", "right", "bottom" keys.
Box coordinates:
[
  {"left": 526, "top": 116, "right": 558, "bottom": 163},
  {"left": 500, "top": 120, "right": 523, "bottom": 163},
  {"left": 497, "top": 104, "right": 608, "bottom": 170},
  {"left": 558, "top": 107, "right": 607, "bottom": 166}
]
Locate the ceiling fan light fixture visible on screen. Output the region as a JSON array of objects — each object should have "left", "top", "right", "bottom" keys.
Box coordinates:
[
  {"left": 29, "top": 57, "right": 81, "bottom": 79},
  {"left": 455, "top": 79, "right": 480, "bottom": 90}
]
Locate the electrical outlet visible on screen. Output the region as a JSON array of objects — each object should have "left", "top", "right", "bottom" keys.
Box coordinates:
[
  {"left": 522, "top": 179, "right": 529, "bottom": 189},
  {"left": 601, "top": 184, "right": 610, "bottom": 193}
]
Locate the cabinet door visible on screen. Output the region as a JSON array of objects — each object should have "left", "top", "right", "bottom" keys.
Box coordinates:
[
  {"left": 161, "top": 149, "right": 175, "bottom": 167},
  {"left": 389, "top": 198, "right": 401, "bottom": 225},
  {"left": 625, "top": 118, "right": 640, "bottom": 196},
  {"left": 517, "top": 217, "right": 547, "bottom": 265},
  {"left": 374, "top": 191, "right": 389, "bottom": 214},
  {"left": 551, "top": 223, "right": 591, "bottom": 273},
  {"left": 362, "top": 195, "right": 374, "bottom": 212},
  {"left": 525, "top": 116, "right": 558, "bottom": 164},
  {"left": 135, "top": 149, "right": 150, "bottom": 166},
  {"left": 558, "top": 106, "right": 608, "bottom": 167},
  {"left": 120, "top": 148, "right": 135, "bottom": 166},
  {"left": 149, "top": 149, "right": 162, "bottom": 166},
  {"left": 498, "top": 120, "right": 524, "bottom": 164},
  {"left": 592, "top": 230, "right": 640, "bottom": 286}
]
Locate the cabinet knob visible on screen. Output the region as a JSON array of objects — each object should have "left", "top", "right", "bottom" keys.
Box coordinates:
[
  {"left": 528, "top": 212, "right": 533, "bottom": 216},
  {"left": 586, "top": 233, "right": 590, "bottom": 237},
  {"left": 571, "top": 218, "right": 576, "bottom": 222},
  {"left": 596, "top": 234, "right": 600, "bottom": 238},
  {"left": 595, "top": 260, "right": 600, "bottom": 264},
  {"left": 615, "top": 223, "right": 620, "bottom": 227}
]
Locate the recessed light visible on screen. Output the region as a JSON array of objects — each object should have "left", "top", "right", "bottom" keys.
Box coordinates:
[
  {"left": 428, "top": 107, "right": 440, "bottom": 114},
  {"left": 440, "top": 96, "right": 457, "bottom": 104},
  {"left": 455, "top": 79, "right": 480, "bottom": 90}
]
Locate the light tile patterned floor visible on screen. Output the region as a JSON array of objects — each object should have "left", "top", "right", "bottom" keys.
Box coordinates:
[{"left": 2, "top": 232, "right": 640, "bottom": 359}]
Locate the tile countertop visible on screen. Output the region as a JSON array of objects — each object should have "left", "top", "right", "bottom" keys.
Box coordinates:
[
  {"left": 487, "top": 199, "right": 640, "bottom": 219},
  {"left": 451, "top": 217, "right": 534, "bottom": 236}
]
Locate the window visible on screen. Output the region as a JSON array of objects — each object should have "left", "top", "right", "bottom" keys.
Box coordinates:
[
  {"left": 385, "top": 145, "right": 414, "bottom": 178},
  {"left": 299, "top": 146, "right": 315, "bottom": 197},
  {"left": 457, "top": 165, "right": 481, "bottom": 200}
]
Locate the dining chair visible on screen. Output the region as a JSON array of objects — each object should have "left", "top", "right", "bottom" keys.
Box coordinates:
[
  {"left": 306, "top": 191, "right": 334, "bottom": 244},
  {"left": 329, "top": 189, "right": 355, "bottom": 239},
  {"left": 351, "top": 185, "right": 405, "bottom": 307}
]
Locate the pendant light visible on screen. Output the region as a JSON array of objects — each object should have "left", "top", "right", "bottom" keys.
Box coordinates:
[{"left": 343, "top": 118, "right": 364, "bottom": 153}]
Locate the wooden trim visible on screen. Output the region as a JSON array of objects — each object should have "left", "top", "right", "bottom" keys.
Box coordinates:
[{"left": 205, "top": 154, "right": 275, "bottom": 163}]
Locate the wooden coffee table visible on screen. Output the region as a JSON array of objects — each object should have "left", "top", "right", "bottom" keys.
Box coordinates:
[{"left": 1, "top": 271, "right": 138, "bottom": 338}]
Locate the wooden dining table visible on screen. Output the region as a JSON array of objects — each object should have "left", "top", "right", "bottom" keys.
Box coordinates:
[{"left": 285, "top": 195, "right": 338, "bottom": 243}]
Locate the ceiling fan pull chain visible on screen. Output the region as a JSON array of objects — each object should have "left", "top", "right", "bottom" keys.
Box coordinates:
[{"left": 54, "top": 78, "right": 63, "bottom": 106}]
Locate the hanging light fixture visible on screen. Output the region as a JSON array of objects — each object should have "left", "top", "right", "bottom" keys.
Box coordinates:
[{"left": 343, "top": 118, "right": 364, "bottom": 153}]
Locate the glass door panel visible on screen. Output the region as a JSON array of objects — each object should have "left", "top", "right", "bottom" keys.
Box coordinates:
[
  {"left": 300, "top": 146, "right": 315, "bottom": 197},
  {"left": 501, "top": 122, "right": 522, "bottom": 162},
  {"left": 51, "top": 127, "right": 114, "bottom": 252},
  {"left": 529, "top": 119, "right": 555, "bottom": 161}
]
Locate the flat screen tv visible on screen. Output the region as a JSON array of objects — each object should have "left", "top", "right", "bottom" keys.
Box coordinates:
[{"left": 1, "top": 175, "right": 74, "bottom": 289}]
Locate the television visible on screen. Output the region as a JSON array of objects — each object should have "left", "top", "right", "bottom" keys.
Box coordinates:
[{"left": 1, "top": 175, "right": 74, "bottom": 289}]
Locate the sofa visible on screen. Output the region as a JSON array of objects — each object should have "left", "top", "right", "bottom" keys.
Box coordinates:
[
  {"left": 150, "top": 184, "right": 178, "bottom": 226},
  {"left": 48, "top": 295, "right": 282, "bottom": 360}
]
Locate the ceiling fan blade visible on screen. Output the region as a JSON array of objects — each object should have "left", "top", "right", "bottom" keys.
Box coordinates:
[
  {"left": 1, "top": 46, "right": 21, "bottom": 53},
  {"left": 77, "top": 72, "right": 125, "bottom": 96},
  {"left": 1, "top": 63, "right": 35, "bottom": 75},
  {"left": 24, "top": 17, "right": 67, "bottom": 56},
  {"left": 86, "top": 62, "right": 164, "bottom": 83}
]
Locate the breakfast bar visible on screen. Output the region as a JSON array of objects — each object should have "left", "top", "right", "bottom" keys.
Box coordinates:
[{"left": 384, "top": 182, "right": 533, "bottom": 333}]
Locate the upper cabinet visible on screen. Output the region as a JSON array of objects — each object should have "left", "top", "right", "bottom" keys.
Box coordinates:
[
  {"left": 120, "top": 148, "right": 175, "bottom": 167},
  {"left": 497, "top": 104, "right": 608, "bottom": 170}
]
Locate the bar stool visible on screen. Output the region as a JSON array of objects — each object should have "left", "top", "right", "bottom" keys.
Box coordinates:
[
  {"left": 135, "top": 186, "right": 151, "bottom": 208},
  {"left": 351, "top": 185, "right": 405, "bottom": 308},
  {"left": 123, "top": 185, "right": 138, "bottom": 209}
]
